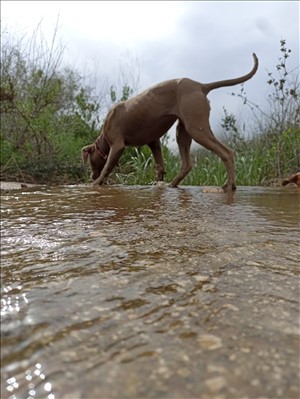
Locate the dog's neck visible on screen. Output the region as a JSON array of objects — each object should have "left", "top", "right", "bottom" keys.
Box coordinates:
[{"left": 95, "top": 135, "right": 109, "bottom": 160}]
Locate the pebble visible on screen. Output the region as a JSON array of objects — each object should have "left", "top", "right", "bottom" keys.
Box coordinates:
[
  {"left": 205, "top": 376, "right": 227, "bottom": 392},
  {"left": 194, "top": 275, "right": 210, "bottom": 282},
  {"left": 197, "top": 334, "right": 222, "bottom": 350}
]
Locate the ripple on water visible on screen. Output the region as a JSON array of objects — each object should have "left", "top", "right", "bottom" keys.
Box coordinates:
[{"left": 1, "top": 185, "right": 299, "bottom": 399}]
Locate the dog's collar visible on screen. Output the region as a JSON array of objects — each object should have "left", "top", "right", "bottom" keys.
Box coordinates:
[{"left": 95, "top": 140, "right": 108, "bottom": 160}]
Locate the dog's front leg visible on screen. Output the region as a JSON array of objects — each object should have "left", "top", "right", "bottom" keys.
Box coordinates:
[
  {"left": 148, "top": 140, "right": 165, "bottom": 181},
  {"left": 93, "top": 144, "right": 124, "bottom": 185},
  {"left": 170, "top": 123, "right": 192, "bottom": 187}
]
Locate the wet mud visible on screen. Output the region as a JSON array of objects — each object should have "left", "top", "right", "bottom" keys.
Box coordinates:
[{"left": 1, "top": 184, "right": 299, "bottom": 399}]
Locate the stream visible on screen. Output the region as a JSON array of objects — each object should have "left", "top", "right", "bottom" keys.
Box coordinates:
[{"left": 1, "top": 184, "right": 299, "bottom": 399}]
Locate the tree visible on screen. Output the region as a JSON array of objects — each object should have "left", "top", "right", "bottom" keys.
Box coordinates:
[
  {"left": 0, "top": 22, "right": 101, "bottom": 182},
  {"left": 232, "top": 39, "right": 299, "bottom": 135}
]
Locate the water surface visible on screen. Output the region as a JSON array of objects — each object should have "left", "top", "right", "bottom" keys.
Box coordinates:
[{"left": 1, "top": 185, "right": 299, "bottom": 399}]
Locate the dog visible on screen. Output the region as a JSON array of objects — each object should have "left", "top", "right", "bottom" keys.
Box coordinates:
[
  {"left": 82, "top": 53, "right": 258, "bottom": 191},
  {"left": 282, "top": 173, "right": 300, "bottom": 188}
]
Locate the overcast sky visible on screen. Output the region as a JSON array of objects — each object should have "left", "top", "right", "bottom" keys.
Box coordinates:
[{"left": 2, "top": 1, "right": 299, "bottom": 140}]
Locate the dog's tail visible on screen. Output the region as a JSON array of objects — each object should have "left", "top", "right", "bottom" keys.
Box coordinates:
[{"left": 202, "top": 53, "right": 258, "bottom": 95}]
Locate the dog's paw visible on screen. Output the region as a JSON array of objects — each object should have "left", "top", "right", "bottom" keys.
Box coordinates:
[
  {"left": 154, "top": 181, "right": 168, "bottom": 187},
  {"left": 221, "top": 183, "right": 237, "bottom": 192}
]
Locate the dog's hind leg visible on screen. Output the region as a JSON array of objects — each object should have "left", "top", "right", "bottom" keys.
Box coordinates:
[
  {"left": 178, "top": 92, "right": 236, "bottom": 191},
  {"left": 148, "top": 140, "right": 165, "bottom": 181},
  {"left": 188, "top": 125, "right": 236, "bottom": 191},
  {"left": 170, "top": 122, "right": 192, "bottom": 187}
]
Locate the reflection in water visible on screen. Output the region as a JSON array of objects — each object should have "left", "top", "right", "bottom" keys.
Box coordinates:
[
  {"left": 5, "top": 363, "right": 55, "bottom": 399},
  {"left": 1, "top": 285, "right": 28, "bottom": 316},
  {"left": 1, "top": 185, "right": 299, "bottom": 399}
]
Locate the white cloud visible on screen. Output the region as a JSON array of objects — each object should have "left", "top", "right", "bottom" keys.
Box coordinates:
[{"left": 1, "top": 0, "right": 299, "bottom": 135}]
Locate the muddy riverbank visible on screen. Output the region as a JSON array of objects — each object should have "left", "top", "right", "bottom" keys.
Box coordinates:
[{"left": 1, "top": 184, "right": 299, "bottom": 399}]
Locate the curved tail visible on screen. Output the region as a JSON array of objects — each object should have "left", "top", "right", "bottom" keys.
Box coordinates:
[{"left": 202, "top": 53, "right": 258, "bottom": 95}]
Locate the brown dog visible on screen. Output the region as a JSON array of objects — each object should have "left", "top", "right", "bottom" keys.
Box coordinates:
[
  {"left": 82, "top": 53, "right": 258, "bottom": 191},
  {"left": 282, "top": 173, "right": 300, "bottom": 187}
]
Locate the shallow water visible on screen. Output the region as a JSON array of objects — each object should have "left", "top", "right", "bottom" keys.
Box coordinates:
[{"left": 1, "top": 185, "right": 299, "bottom": 399}]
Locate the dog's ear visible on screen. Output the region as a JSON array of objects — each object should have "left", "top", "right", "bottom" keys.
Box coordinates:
[{"left": 82, "top": 144, "right": 95, "bottom": 165}]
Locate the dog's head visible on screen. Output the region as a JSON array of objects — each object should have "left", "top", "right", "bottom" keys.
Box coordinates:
[
  {"left": 282, "top": 172, "right": 300, "bottom": 188},
  {"left": 82, "top": 143, "right": 107, "bottom": 181}
]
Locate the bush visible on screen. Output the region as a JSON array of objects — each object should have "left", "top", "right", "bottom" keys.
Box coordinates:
[{"left": 1, "top": 23, "right": 104, "bottom": 183}]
